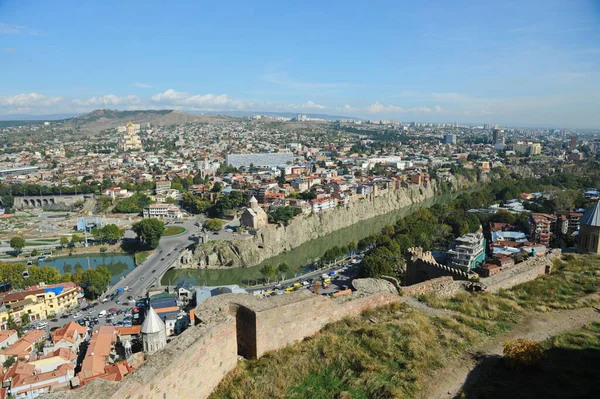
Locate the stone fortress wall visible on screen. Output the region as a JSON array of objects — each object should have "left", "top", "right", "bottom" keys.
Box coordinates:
[{"left": 49, "top": 250, "right": 559, "bottom": 399}]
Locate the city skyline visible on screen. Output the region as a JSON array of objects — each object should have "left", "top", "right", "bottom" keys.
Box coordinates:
[{"left": 1, "top": 0, "right": 600, "bottom": 128}]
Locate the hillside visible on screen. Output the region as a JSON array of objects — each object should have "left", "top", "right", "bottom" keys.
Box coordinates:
[
  {"left": 58, "top": 109, "right": 234, "bottom": 133},
  {"left": 210, "top": 254, "right": 600, "bottom": 399}
]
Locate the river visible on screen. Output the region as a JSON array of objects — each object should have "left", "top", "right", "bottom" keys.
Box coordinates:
[
  {"left": 40, "top": 253, "right": 136, "bottom": 285},
  {"left": 161, "top": 190, "right": 465, "bottom": 287}
]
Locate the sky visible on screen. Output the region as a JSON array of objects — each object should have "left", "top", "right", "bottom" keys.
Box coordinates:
[{"left": 1, "top": 0, "right": 599, "bottom": 128}]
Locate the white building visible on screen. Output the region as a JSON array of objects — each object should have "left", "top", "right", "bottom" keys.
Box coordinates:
[
  {"left": 311, "top": 197, "right": 336, "bottom": 213},
  {"left": 143, "top": 203, "right": 183, "bottom": 219}
]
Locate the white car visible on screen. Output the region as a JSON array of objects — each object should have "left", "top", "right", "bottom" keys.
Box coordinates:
[{"left": 38, "top": 321, "right": 48, "bottom": 327}]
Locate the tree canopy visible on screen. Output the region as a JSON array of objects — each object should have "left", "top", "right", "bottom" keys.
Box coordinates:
[{"left": 132, "top": 218, "right": 165, "bottom": 249}]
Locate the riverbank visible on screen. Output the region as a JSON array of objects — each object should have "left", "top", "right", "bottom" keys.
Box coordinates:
[{"left": 191, "top": 176, "right": 481, "bottom": 270}]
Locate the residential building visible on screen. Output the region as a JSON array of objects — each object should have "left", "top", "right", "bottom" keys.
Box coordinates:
[
  {"left": 1, "top": 282, "right": 82, "bottom": 324},
  {"left": 101, "top": 186, "right": 132, "bottom": 199},
  {"left": 0, "top": 330, "right": 46, "bottom": 363},
  {"left": 310, "top": 196, "right": 336, "bottom": 213},
  {"left": 446, "top": 232, "right": 486, "bottom": 271},
  {"left": 3, "top": 361, "right": 74, "bottom": 399},
  {"left": 528, "top": 213, "right": 556, "bottom": 247},
  {"left": 77, "top": 326, "right": 121, "bottom": 385},
  {"left": 513, "top": 142, "right": 542, "bottom": 156},
  {"left": 142, "top": 203, "right": 183, "bottom": 219},
  {"left": 45, "top": 321, "right": 88, "bottom": 355},
  {"left": 155, "top": 180, "right": 171, "bottom": 193},
  {"left": 0, "top": 329, "right": 18, "bottom": 349}
]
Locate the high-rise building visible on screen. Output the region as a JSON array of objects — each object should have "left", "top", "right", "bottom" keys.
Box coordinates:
[
  {"left": 443, "top": 134, "right": 457, "bottom": 145},
  {"left": 570, "top": 135, "right": 578, "bottom": 151},
  {"left": 493, "top": 129, "right": 505, "bottom": 150},
  {"left": 120, "top": 121, "right": 142, "bottom": 151}
]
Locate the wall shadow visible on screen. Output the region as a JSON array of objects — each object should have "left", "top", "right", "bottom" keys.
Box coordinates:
[{"left": 456, "top": 347, "right": 600, "bottom": 399}]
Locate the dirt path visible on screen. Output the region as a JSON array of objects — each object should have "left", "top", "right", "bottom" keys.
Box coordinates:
[
  {"left": 399, "top": 296, "right": 460, "bottom": 318},
  {"left": 420, "top": 307, "right": 600, "bottom": 399}
]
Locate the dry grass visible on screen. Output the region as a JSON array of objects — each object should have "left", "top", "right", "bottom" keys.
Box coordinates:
[
  {"left": 499, "top": 254, "right": 600, "bottom": 310},
  {"left": 211, "top": 303, "right": 478, "bottom": 399},
  {"left": 212, "top": 255, "right": 600, "bottom": 399}
]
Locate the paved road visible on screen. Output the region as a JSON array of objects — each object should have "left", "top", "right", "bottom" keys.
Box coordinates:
[{"left": 107, "top": 218, "right": 201, "bottom": 299}]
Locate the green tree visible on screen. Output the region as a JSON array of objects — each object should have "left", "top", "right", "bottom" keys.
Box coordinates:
[
  {"left": 132, "top": 218, "right": 165, "bottom": 249},
  {"left": 171, "top": 182, "right": 184, "bottom": 192},
  {"left": 268, "top": 206, "right": 301, "bottom": 226},
  {"left": 113, "top": 193, "right": 152, "bottom": 214},
  {"left": 60, "top": 236, "right": 69, "bottom": 248},
  {"left": 81, "top": 266, "right": 111, "bottom": 299},
  {"left": 20, "top": 313, "right": 30, "bottom": 326},
  {"left": 259, "top": 264, "right": 276, "bottom": 284},
  {"left": 7, "top": 314, "right": 23, "bottom": 337},
  {"left": 182, "top": 192, "right": 210, "bottom": 214},
  {"left": 71, "top": 234, "right": 83, "bottom": 246},
  {"left": 203, "top": 218, "right": 224, "bottom": 232},
  {"left": 30, "top": 249, "right": 39, "bottom": 257},
  {"left": 348, "top": 241, "right": 358, "bottom": 252},
  {"left": 277, "top": 262, "right": 290, "bottom": 280},
  {"left": 9, "top": 237, "right": 25, "bottom": 254},
  {"left": 96, "top": 195, "right": 113, "bottom": 213},
  {"left": 211, "top": 182, "right": 223, "bottom": 193},
  {"left": 102, "top": 224, "right": 125, "bottom": 243}
]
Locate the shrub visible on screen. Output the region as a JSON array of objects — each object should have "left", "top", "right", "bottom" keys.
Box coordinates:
[
  {"left": 503, "top": 338, "right": 544, "bottom": 369},
  {"left": 100, "top": 246, "right": 108, "bottom": 253}
]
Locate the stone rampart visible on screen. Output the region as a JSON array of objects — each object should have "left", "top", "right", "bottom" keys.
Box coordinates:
[
  {"left": 482, "top": 249, "right": 560, "bottom": 292},
  {"left": 405, "top": 247, "right": 474, "bottom": 285},
  {"left": 55, "top": 286, "right": 400, "bottom": 399},
  {"left": 400, "top": 276, "right": 461, "bottom": 298}
]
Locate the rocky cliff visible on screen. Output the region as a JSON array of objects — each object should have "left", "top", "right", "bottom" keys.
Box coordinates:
[{"left": 192, "top": 176, "right": 478, "bottom": 269}]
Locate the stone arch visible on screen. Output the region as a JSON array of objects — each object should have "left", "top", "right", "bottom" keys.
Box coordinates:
[
  {"left": 42, "top": 199, "right": 49, "bottom": 205},
  {"left": 23, "top": 199, "right": 29, "bottom": 207},
  {"left": 36, "top": 199, "right": 42, "bottom": 207}
]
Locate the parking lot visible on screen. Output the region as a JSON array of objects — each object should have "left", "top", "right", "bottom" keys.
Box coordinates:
[{"left": 253, "top": 255, "right": 363, "bottom": 298}]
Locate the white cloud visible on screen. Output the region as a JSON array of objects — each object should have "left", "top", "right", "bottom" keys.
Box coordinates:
[
  {"left": 133, "top": 82, "right": 152, "bottom": 89},
  {"left": 0, "top": 93, "right": 62, "bottom": 107},
  {"left": 73, "top": 94, "right": 139, "bottom": 106},
  {"left": 303, "top": 101, "right": 326, "bottom": 110},
  {"left": 151, "top": 89, "right": 246, "bottom": 110},
  {"left": 367, "top": 102, "right": 435, "bottom": 114}
]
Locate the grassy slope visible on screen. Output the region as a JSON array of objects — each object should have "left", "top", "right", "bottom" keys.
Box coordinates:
[
  {"left": 211, "top": 254, "right": 600, "bottom": 399},
  {"left": 458, "top": 322, "right": 600, "bottom": 399}
]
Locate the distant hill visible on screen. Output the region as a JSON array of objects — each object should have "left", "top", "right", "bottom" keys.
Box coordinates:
[{"left": 0, "top": 108, "right": 361, "bottom": 133}]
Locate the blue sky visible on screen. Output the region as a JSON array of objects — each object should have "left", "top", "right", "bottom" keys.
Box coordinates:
[{"left": 1, "top": 0, "right": 599, "bottom": 127}]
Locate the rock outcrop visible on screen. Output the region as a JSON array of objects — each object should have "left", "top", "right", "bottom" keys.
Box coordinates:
[{"left": 192, "top": 176, "right": 478, "bottom": 269}]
